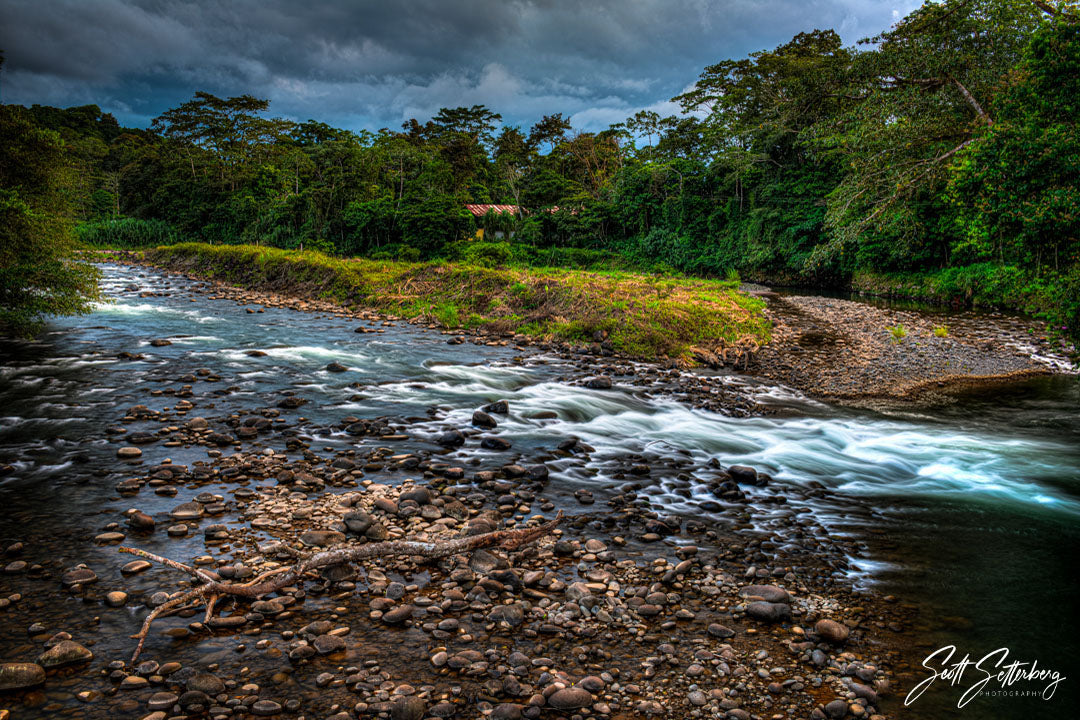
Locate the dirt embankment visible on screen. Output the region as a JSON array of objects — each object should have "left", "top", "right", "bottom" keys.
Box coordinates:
[{"left": 751, "top": 292, "right": 1065, "bottom": 401}]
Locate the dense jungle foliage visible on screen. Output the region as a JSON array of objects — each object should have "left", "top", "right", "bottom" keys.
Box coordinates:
[{"left": 2, "top": 0, "right": 1078, "bottom": 340}]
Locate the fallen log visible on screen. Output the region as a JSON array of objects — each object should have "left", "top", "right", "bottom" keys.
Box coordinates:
[{"left": 118, "top": 512, "right": 562, "bottom": 662}]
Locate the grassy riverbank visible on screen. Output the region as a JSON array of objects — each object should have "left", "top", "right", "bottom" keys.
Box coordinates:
[{"left": 140, "top": 243, "right": 770, "bottom": 360}]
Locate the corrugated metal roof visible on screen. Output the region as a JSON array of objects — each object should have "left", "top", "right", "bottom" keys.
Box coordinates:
[{"left": 465, "top": 204, "right": 521, "bottom": 217}]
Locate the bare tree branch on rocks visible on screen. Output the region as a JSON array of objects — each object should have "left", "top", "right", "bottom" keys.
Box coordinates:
[{"left": 118, "top": 513, "right": 563, "bottom": 662}]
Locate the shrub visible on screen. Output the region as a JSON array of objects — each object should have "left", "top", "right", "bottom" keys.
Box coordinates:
[
  {"left": 887, "top": 323, "right": 907, "bottom": 342},
  {"left": 463, "top": 241, "right": 512, "bottom": 268},
  {"left": 933, "top": 325, "right": 949, "bottom": 337}
]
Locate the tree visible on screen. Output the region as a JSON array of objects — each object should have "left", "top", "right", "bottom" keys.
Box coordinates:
[
  {"left": 0, "top": 98, "right": 101, "bottom": 336},
  {"left": 812, "top": 0, "right": 1048, "bottom": 269},
  {"left": 948, "top": 14, "right": 1080, "bottom": 270},
  {"left": 528, "top": 113, "right": 572, "bottom": 153}
]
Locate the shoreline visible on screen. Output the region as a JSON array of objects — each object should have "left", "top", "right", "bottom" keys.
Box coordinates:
[
  {"left": 91, "top": 248, "right": 1072, "bottom": 407},
  {"left": 750, "top": 292, "right": 1066, "bottom": 404},
  {"left": 0, "top": 261, "right": 915, "bottom": 720}
]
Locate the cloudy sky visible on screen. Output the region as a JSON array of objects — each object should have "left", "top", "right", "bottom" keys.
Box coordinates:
[{"left": 0, "top": 0, "right": 920, "bottom": 133}]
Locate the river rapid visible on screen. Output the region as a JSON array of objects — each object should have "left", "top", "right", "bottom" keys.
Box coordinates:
[{"left": 1, "top": 264, "right": 1077, "bottom": 719}]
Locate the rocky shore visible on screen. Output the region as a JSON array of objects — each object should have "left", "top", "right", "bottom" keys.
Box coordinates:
[
  {"left": 752, "top": 292, "right": 1067, "bottom": 402},
  {"left": 2, "top": 401, "right": 906, "bottom": 720},
  {"left": 0, "top": 261, "right": 918, "bottom": 720}
]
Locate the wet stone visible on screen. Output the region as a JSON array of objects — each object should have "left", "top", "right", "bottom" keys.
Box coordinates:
[
  {"left": 745, "top": 601, "right": 792, "bottom": 622},
  {"left": 0, "top": 662, "right": 46, "bottom": 690},
  {"left": 313, "top": 634, "right": 346, "bottom": 654},
  {"left": 147, "top": 692, "right": 179, "bottom": 710},
  {"left": 815, "top": 618, "right": 850, "bottom": 644},
  {"left": 391, "top": 696, "right": 426, "bottom": 720},
  {"left": 738, "top": 584, "right": 791, "bottom": 603},
  {"left": 383, "top": 604, "right": 415, "bottom": 624},
  {"left": 61, "top": 567, "right": 98, "bottom": 588},
  {"left": 121, "top": 560, "right": 152, "bottom": 575},
  {"left": 169, "top": 502, "right": 203, "bottom": 520},
  {"left": 299, "top": 529, "right": 345, "bottom": 547},
  {"left": 252, "top": 699, "right": 282, "bottom": 716},
  {"left": 37, "top": 638, "right": 94, "bottom": 669},
  {"left": 187, "top": 672, "right": 225, "bottom": 696},
  {"left": 548, "top": 687, "right": 593, "bottom": 710},
  {"left": 707, "top": 623, "right": 735, "bottom": 638}
]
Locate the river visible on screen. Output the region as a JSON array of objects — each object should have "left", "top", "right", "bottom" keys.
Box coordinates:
[{"left": 1, "top": 264, "right": 1077, "bottom": 718}]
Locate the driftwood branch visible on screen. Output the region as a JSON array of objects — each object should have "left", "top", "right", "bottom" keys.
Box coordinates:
[{"left": 118, "top": 513, "right": 563, "bottom": 662}]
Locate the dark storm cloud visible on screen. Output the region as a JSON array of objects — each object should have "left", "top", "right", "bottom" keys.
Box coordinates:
[{"left": 0, "top": 0, "right": 919, "bottom": 131}]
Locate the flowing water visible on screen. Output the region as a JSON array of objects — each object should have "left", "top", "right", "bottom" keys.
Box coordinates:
[{"left": 1, "top": 264, "right": 1077, "bottom": 718}]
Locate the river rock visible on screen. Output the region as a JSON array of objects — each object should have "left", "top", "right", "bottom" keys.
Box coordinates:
[
  {"left": 299, "top": 529, "right": 345, "bottom": 547},
  {"left": 488, "top": 603, "right": 525, "bottom": 626},
  {"left": 187, "top": 672, "right": 225, "bottom": 696},
  {"left": 343, "top": 510, "right": 373, "bottom": 534},
  {"left": 481, "top": 436, "right": 512, "bottom": 450},
  {"left": 121, "top": 560, "right": 152, "bottom": 574},
  {"left": 472, "top": 410, "right": 497, "bottom": 428},
  {"left": 738, "top": 584, "right": 791, "bottom": 603},
  {"left": 585, "top": 376, "right": 612, "bottom": 389},
  {"left": 60, "top": 567, "right": 98, "bottom": 588},
  {"left": 382, "top": 604, "right": 414, "bottom": 624},
  {"left": 436, "top": 430, "right": 465, "bottom": 447},
  {"left": 483, "top": 400, "right": 509, "bottom": 414},
  {"left": 252, "top": 699, "right": 282, "bottom": 716},
  {"left": 126, "top": 511, "right": 155, "bottom": 531},
  {"left": 169, "top": 502, "right": 203, "bottom": 520},
  {"left": 0, "top": 662, "right": 45, "bottom": 690},
  {"left": 313, "top": 634, "right": 346, "bottom": 654},
  {"left": 326, "top": 362, "right": 347, "bottom": 372},
  {"left": 117, "top": 446, "right": 142, "bottom": 459},
  {"left": 815, "top": 618, "right": 850, "bottom": 644},
  {"left": 745, "top": 601, "right": 792, "bottom": 622},
  {"left": 38, "top": 640, "right": 93, "bottom": 667},
  {"left": 548, "top": 687, "right": 593, "bottom": 710},
  {"left": 399, "top": 487, "right": 430, "bottom": 505},
  {"left": 727, "top": 464, "right": 761, "bottom": 484},
  {"left": 707, "top": 623, "right": 735, "bottom": 638},
  {"left": 391, "top": 696, "right": 426, "bottom": 720},
  {"left": 825, "top": 699, "right": 849, "bottom": 718},
  {"left": 147, "top": 692, "right": 179, "bottom": 710}
]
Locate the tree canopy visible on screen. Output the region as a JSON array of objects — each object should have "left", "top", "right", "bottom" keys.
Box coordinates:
[{"left": 3, "top": 0, "right": 1078, "bottom": 340}]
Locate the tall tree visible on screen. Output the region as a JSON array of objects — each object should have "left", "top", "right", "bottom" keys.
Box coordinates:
[{"left": 812, "top": 0, "right": 1048, "bottom": 269}]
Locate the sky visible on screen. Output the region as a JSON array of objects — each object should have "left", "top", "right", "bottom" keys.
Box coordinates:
[{"left": 0, "top": 0, "right": 921, "bottom": 133}]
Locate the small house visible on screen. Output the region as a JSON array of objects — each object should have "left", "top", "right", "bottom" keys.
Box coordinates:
[{"left": 465, "top": 204, "right": 521, "bottom": 240}]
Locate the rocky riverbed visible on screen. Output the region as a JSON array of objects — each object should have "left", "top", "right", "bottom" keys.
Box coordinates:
[
  {"left": 1, "top": 401, "right": 905, "bottom": 720},
  {"left": 0, "top": 262, "right": 914, "bottom": 720}
]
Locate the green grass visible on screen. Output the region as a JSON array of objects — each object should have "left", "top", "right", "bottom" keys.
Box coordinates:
[
  {"left": 887, "top": 323, "right": 908, "bottom": 343},
  {"left": 143, "top": 242, "right": 771, "bottom": 361},
  {"left": 933, "top": 325, "right": 949, "bottom": 338}
]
